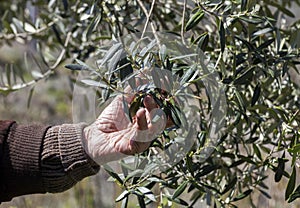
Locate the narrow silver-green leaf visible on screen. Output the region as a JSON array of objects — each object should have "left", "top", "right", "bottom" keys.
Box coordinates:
[
  {"left": 222, "top": 177, "right": 237, "bottom": 194},
  {"left": 241, "top": 0, "right": 248, "bottom": 11},
  {"left": 75, "top": 59, "right": 95, "bottom": 71},
  {"left": 137, "top": 187, "right": 152, "bottom": 195},
  {"left": 253, "top": 28, "right": 273, "bottom": 37},
  {"left": 172, "top": 180, "right": 188, "bottom": 199},
  {"left": 180, "top": 64, "right": 197, "bottom": 85},
  {"left": 275, "top": 157, "right": 285, "bottom": 182},
  {"left": 103, "top": 164, "right": 124, "bottom": 185},
  {"left": 185, "top": 9, "right": 205, "bottom": 31},
  {"left": 116, "top": 190, "right": 129, "bottom": 202},
  {"left": 139, "top": 39, "right": 157, "bottom": 57},
  {"left": 137, "top": 186, "right": 156, "bottom": 202},
  {"left": 121, "top": 196, "right": 128, "bottom": 208},
  {"left": 252, "top": 143, "right": 262, "bottom": 160},
  {"left": 123, "top": 95, "right": 132, "bottom": 123},
  {"left": 108, "top": 49, "right": 124, "bottom": 73},
  {"left": 286, "top": 166, "right": 296, "bottom": 200},
  {"left": 288, "top": 185, "right": 300, "bottom": 203},
  {"left": 81, "top": 79, "right": 108, "bottom": 88},
  {"left": 65, "top": 64, "right": 85, "bottom": 71},
  {"left": 159, "top": 44, "right": 167, "bottom": 62},
  {"left": 233, "top": 189, "right": 252, "bottom": 201},
  {"left": 251, "top": 84, "right": 261, "bottom": 106},
  {"left": 27, "top": 87, "right": 35, "bottom": 108},
  {"left": 219, "top": 20, "right": 225, "bottom": 52},
  {"left": 100, "top": 43, "right": 123, "bottom": 66},
  {"left": 169, "top": 53, "right": 198, "bottom": 61},
  {"left": 235, "top": 90, "right": 246, "bottom": 113},
  {"left": 197, "top": 32, "right": 209, "bottom": 51},
  {"left": 85, "top": 13, "right": 101, "bottom": 40},
  {"left": 234, "top": 66, "right": 254, "bottom": 85},
  {"left": 137, "top": 195, "right": 146, "bottom": 208}
]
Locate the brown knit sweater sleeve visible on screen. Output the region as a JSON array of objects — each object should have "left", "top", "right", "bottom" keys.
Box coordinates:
[
  {"left": 0, "top": 121, "right": 50, "bottom": 202},
  {"left": 0, "top": 121, "right": 100, "bottom": 203},
  {"left": 41, "top": 123, "right": 100, "bottom": 193}
]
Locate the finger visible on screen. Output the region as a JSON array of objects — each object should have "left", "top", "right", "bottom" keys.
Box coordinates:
[
  {"left": 136, "top": 108, "right": 148, "bottom": 130},
  {"left": 147, "top": 108, "right": 166, "bottom": 134},
  {"left": 143, "top": 95, "right": 157, "bottom": 111},
  {"left": 123, "top": 69, "right": 151, "bottom": 102},
  {"left": 166, "top": 117, "right": 175, "bottom": 128}
]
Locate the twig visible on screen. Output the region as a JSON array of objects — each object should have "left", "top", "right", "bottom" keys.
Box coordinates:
[
  {"left": 0, "top": 31, "right": 71, "bottom": 92},
  {"left": 49, "top": 31, "right": 71, "bottom": 69},
  {"left": 198, "top": 2, "right": 222, "bottom": 18},
  {"left": 137, "top": 0, "right": 156, "bottom": 39},
  {"left": 0, "top": 70, "right": 52, "bottom": 92},
  {"left": 181, "top": 0, "right": 187, "bottom": 45},
  {"left": 136, "top": 0, "right": 160, "bottom": 47},
  {"left": 0, "top": 18, "right": 60, "bottom": 40},
  {"left": 150, "top": 22, "right": 161, "bottom": 48}
]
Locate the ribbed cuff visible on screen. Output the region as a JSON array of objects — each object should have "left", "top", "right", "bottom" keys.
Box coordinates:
[
  {"left": 42, "top": 123, "right": 100, "bottom": 193},
  {"left": 57, "top": 123, "right": 100, "bottom": 181}
]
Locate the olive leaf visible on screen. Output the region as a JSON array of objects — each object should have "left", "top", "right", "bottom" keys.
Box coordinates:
[
  {"left": 185, "top": 9, "right": 205, "bottom": 31},
  {"left": 251, "top": 84, "right": 261, "bottom": 106},
  {"left": 232, "top": 189, "right": 253, "bottom": 201},
  {"left": 219, "top": 20, "right": 226, "bottom": 53},
  {"left": 286, "top": 166, "right": 296, "bottom": 200},
  {"left": 172, "top": 180, "right": 188, "bottom": 199}
]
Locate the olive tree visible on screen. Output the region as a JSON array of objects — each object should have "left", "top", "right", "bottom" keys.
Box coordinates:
[{"left": 0, "top": 0, "right": 300, "bottom": 207}]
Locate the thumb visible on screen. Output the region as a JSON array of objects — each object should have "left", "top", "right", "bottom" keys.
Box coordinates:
[
  {"left": 136, "top": 108, "right": 148, "bottom": 130},
  {"left": 134, "top": 108, "right": 166, "bottom": 143},
  {"left": 148, "top": 108, "right": 166, "bottom": 135}
]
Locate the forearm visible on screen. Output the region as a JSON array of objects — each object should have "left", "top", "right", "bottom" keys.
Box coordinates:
[
  {"left": 0, "top": 121, "right": 100, "bottom": 202},
  {"left": 41, "top": 123, "right": 100, "bottom": 193},
  {"left": 0, "top": 121, "right": 50, "bottom": 202}
]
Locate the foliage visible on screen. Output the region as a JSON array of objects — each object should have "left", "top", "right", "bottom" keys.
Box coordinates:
[{"left": 1, "top": 0, "right": 300, "bottom": 207}]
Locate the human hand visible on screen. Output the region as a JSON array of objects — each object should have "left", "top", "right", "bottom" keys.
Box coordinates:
[{"left": 82, "top": 89, "right": 167, "bottom": 165}]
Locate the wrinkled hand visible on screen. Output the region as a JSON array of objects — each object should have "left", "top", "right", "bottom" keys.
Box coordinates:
[{"left": 83, "top": 92, "right": 166, "bottom": 165}]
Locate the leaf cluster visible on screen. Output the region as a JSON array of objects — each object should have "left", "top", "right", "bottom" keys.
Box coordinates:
[{"left": 1, "top": 0, "right": 300, "bottom": 207}]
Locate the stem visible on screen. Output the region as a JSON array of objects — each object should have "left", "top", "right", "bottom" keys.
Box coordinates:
[
  {"left": 0, "top": 31, "right": 71, "bottom": 92},
  {"left": 139, "top": 0, "right": 156, "bottom": 39},
  {"left": 0, "top": 18, "right": 60, "bottom": 40},
  {"left": 0, "top": 70, "right": 52, "bottom": 92},
  {"left": 137, "top": 0, "right": 161, "bottom": 48},
  {"left": 181, "top": 0, "right": 187, "bottom": 45},
  {"left": 49, "top": 31, "right": 71, "bottom": 69}
]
